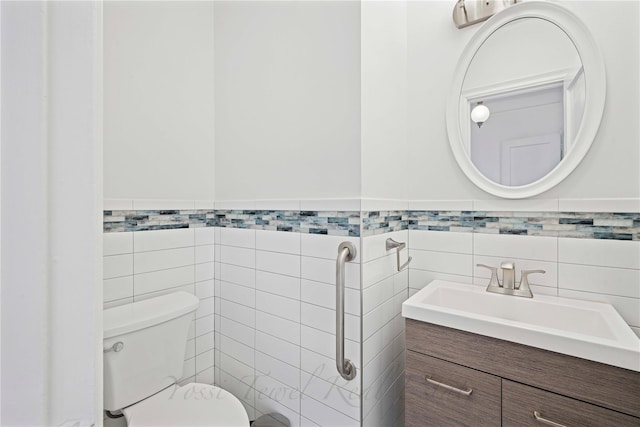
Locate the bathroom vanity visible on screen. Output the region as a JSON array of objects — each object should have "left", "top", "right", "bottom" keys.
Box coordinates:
[
  {"left": 405, "top": 319, "right": 640, "bottom": 426},
  {"left": 402, "top": 280, "right": 640, "bottom": 426}
]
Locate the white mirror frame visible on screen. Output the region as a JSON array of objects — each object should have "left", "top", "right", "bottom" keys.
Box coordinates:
[{"left": 446, "top": 1, "right": 606, "bottom": 199}]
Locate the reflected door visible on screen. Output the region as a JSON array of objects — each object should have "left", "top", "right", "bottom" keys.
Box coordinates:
[{"left": 500, "top": 134, "right": 562, "bottom": 186}]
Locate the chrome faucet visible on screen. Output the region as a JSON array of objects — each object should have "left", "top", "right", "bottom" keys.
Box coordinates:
[
  {"left": 500, "top": 261, "right": 515, "bottom": 290},
  {"left": 477, "top": 262, "right": 545, "bottom": 298}
]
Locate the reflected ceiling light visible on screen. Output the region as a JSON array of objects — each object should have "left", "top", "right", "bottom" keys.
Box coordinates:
[{"left": 471, "top": 102, "right": 490, "bottom": 128}]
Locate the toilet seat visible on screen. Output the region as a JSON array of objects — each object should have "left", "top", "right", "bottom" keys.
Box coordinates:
[{"left": 122, "top": 383, "right": 250, "bottom": 427}]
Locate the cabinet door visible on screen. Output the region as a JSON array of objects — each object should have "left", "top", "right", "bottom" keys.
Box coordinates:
[
  {"left": 406, "top": 350, "right": 501, "bottom": 427},
  {"left": 502, "top": 379, "right": 640, "bottom": 427}
]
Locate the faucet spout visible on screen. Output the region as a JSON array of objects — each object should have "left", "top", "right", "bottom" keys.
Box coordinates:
[{"left": 501, "top": 261, "right": 515, "bottom": 290}]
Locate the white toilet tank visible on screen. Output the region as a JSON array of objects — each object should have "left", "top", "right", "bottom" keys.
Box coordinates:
[{"left": 103, "top": 292, "right": 200, "bottom": 411}]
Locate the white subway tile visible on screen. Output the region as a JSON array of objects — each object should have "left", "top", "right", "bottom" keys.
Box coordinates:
[
  {"left": 219, "top": 335, "right": 255, "bottom": 369},
  {"left": 301, "top": 257, "right": 359, "bottom": 290},
  {"left": 195, "top": 227, "right": 215, "bottom": 245},
  {"left": 558, "top": 264, "right": 640, "bottom": 298},
  {"left": 362, "top": 276, "right": 394, "bottom": 315},
  {"left": 256, "top": 331, "right": 300, "bottom": 368},
  {"left": 220, "top": 228, "right": 256, "bottom": 249},
  {"left": 220, "top": 299, "right": 255, "bottom": 329},
  {"left": 409, "top": 250, "right": 473, "bottom": 276},
  {"left": 196, "top": 350, "right": 214, "bottom": 373},
  {"left": 195, "top": 332, "right": 214, "bottom": 355},
  {"left": 195, "top": 314, "right": 215, "bottom": 337},
  {"left": 103, "top": 276, "right": 134, "bottom": 302},
  {"left": 558, "top": 238, "right": 640, "bottom": 269},
  {"left": 409, "top": 229, "right": 472, "bottom": 254},
  {"left": 301, "top": 303, "right": 359, "bottom": 342},
  {"left": 300, "top": 372, "right": 360, "bottom": 420},
  {"left": 195, "top": 245, "right": 215, "bottom": 264},
  {"left": 362, "top": 255, "right": 397, "bottom": 289},
  {"left": 134, "top": 247, "right": 194, "bottom": 274},
  {"left": 134, "top": 265, "right": 194, "bottom": 295},
  {"left": 300, "top": 280, "right": 359, "bottom": 316},
  {"left": 196, "top": 367, "right": 215, "bottom": 385},
  {"left": 301, "top": 234, "right": 360, "bottom": 262},
  {"left": 103, "top": 232, "right": 133, "bottom": 256},
  {"left": 256, "top": 310, "right": 300, "bottom": 345},
  {"left": 103, "top": 254, "right": 133, "bottom": 279},
  {"left": 255, "top": 351, "right": 300, "bottom": 389},
  {"left": 256, "top": 271, "right": 301, "bottom": 300},
  {"left": 362, "top": 231, "right": 409, "bottom": 263},
  {"left": 221, "top": 281, "right": 255, "bottom": 308},
  {"left": 195, "top": 262, "right": 215, "bottom": 282},
  {"left": 300, "top": 326, "right": 360, "bottom": 363},
  {"left": 218, "top": 371, "right": 256, "bottom": 416},
  {"left": 255, "top": 290, "right": 300, "bottom": 323},
  {"left": 220, "top": 263, "right": 255, "bottom": 288},
  {"left": 220, "top": 316, "right": 254, "bottom": 348},
  {"left": 220, "top": 245, "right": 255, "bottom": 269},
  {"left": 256, "top": 230, "right": 300, "bottom": 255},
  {"left": 196, "top": 297, "right": 215, "bottom": 319},
  {"left": 300, "top": 394, "right": 359, "bottom": 427},
  {"left": 219, "top": 353, "right": 254, "bottom": 386},
  {"left": 473, "top": 233, "right": 557, "bottom": 261},
  {"left": 300, "top": 349, "right": 360, "bottom": 395},
  {"left": 256, "top": 250, "right": 300, "bottom": 277},
  {"left": 133, "top": 228, "right": 194, "bottom": 252},
  {"left": 408, "top": 269, "right": 474, "bottom": 289},
  {"left": 195, "top": 279, "right": 215, "bottom": 299}
]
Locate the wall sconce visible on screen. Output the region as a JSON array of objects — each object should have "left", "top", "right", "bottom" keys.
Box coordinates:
[
  {"left": 471, "top": 101, "right": 490, "bottom": 128},
  {"left": 453, "top": 0, "right": 519, "bottom": 29}
]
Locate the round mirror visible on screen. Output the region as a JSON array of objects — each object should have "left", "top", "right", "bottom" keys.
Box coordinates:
[{"left": 446, "top": 1, "right": 606, "bottom": 198}]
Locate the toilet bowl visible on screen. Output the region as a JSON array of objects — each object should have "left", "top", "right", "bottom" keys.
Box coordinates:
[
  {"left": 122, "top": 383, "right": 248, "bottom": 427},
  {"left": 103, "top": 292, "right": 249, "bottom": 427}
]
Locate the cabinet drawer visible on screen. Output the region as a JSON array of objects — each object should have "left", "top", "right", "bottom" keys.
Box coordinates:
[
  {"left": 406, "top": 350, "right": 501, "bottom": 427},
  {"left": 503, "top": 380, "right": 640, "bottom": 427}
]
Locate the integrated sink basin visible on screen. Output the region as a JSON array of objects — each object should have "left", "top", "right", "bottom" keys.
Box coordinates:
[{"left": 402, "top": 280, "right": 640, "bottom": 371}]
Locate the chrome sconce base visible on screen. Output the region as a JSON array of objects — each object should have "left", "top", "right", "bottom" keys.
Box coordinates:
[{"left": 453, "top": 0, "right": 519, "bottom": 29}]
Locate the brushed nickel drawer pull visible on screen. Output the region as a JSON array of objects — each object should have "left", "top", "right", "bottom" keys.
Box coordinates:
[
  {"left": 424, "top": 376, "right": 473, "bottom": 396},
  {"left": 533, "top": 411, "right": 568, "bottom": 427}
]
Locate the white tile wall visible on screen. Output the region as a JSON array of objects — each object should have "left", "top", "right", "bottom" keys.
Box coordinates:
[
  {"left": 102, "top": 227, "right": 216, "bottom": 385},
  {"left": 408, "top": 230, "right": 640, "bottom": 337},
  {"left": 215, "top": 228, "right": 362, "bottom": 426},
  {"left": 361, "top": 230, "right": 408, "bottom": 427}
]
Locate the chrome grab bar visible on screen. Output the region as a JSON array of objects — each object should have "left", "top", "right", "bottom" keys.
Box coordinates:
[{"left": 336, "top": 242, "right": 357, "bottom": 381}]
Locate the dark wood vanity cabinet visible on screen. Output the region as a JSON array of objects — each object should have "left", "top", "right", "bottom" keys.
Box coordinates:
[{"left": 405, "top": 319, "right": 640, "bottom": 427}]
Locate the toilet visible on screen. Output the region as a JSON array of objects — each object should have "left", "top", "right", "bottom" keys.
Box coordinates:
[{"left": 103, "top": 291, "right": 250, "bottom": 427}]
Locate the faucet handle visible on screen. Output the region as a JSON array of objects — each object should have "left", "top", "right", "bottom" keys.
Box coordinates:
[
  {"left": 476, "top": 264, "right": 501, "bottom": 288},
  {"left": 518, "top": 269, "right": 546, "bottom": 290}
]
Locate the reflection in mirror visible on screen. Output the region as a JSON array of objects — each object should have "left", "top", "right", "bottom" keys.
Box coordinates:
[{"left": 461, "top": 17, "right": 584, "bottom": 186}]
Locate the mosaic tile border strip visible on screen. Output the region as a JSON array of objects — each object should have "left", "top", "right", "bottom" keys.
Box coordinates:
[
  {"left": 104, "top": 209, "right": 639, "bottom": 240},
  {"left": 104, "top": 209, "right": 361, "bottom": 236},
  {"left": 407, "top": 211, "right": 639, "bottom": 240}
]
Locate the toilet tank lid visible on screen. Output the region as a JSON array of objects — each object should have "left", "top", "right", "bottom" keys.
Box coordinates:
[{"left": 104, "top": 292, "right": 199, "bottom": 339}]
